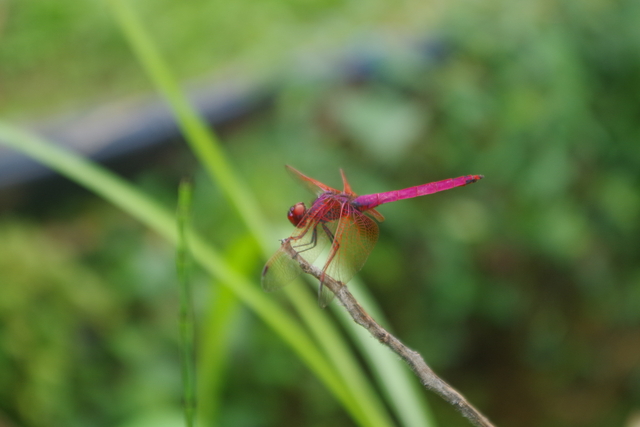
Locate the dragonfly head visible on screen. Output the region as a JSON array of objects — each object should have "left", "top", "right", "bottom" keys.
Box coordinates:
[{"left": 287, "top": 202, "right": 307, "bottom": 226}]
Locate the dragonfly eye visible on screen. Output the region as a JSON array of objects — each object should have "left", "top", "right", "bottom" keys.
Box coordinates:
[{"left": 287, "top": 202, "right": 306, "bottom": 226}]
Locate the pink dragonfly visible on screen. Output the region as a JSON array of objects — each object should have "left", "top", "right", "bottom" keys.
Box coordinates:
[{"left": 262, "top": 165, "right": 483, "bottom": 307}]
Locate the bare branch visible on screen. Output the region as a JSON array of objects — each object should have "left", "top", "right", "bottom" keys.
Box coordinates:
[{"left": 281, "top": 240, "right": 496, "bottom": 427}]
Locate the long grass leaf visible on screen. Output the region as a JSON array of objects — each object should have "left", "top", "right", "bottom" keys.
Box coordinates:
[
  {"left": 197, "top": 235, "right": 255, "bottom": 426},
  {"left": 104, "top": 0, "right": 269, "bottom": 246},
  {"left": 339, "top": 278, "right": 437, "bottom": 427},
  {"left": 102, "top": 2, "right": 395, "bottom": 426},
  {"left": 0, "top": 123, "right": 368, "bottom": 427}
]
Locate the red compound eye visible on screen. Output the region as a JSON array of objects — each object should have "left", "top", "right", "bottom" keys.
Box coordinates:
[{"left": 287, "top": 202, "right": 306, "bottom": 226}]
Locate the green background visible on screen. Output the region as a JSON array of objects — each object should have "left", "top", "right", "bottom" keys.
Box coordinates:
[{"left": 1, "top": 0, "right": 639, "bottom": 426}]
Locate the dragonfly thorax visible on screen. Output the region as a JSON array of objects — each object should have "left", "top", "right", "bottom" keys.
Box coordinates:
[{"left": 287, "top": 202, "right": 307, "bottom": 226}]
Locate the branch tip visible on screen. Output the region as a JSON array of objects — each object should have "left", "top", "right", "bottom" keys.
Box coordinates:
[{"left": 280, "top": 240, "right": 496, "bottom": 427}]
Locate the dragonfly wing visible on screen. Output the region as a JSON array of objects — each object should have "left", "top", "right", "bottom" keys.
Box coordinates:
[
  {"left": 368, "top": 208, "right": 385, "bottom": 222},
  {"left": 286, "top": 165, "right": 339, "bottom": 195},
  {"left": 261, "top": 247, "right": 304, "bottom": 292},
  {"left": 323, "top": 205, "right": 379, "bottom": 286},
  {"left": 261, "top": 210, "right": 335, "bottom": 292}
]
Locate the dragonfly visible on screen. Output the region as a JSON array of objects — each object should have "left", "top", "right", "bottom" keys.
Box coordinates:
[{"left": 262, "top": 165, "right": 483, "bottom": 307}]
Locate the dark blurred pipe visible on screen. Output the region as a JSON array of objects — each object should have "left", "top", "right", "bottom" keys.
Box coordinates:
[
  {"left": 0, "top": 37, "right": 448, "bottom": 192},
  {"left": 0, "top": 78, "right": 275, "bottom": 190}
]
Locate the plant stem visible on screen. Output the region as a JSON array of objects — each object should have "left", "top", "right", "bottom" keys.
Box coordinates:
[
  {"left": 177, "top": 179, "right": 196, "bottom": 427},
  {"left": 280, "top": 240, "right": 496, "bottom": 427}
]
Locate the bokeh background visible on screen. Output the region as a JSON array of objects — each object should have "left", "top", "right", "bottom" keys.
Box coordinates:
[{"left": 1, "top": 0, "right": 639, "bottom": 426}]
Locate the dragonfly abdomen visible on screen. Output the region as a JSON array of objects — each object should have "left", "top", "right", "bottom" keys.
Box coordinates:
[{"left": 354, "top": 175, "right": 483, "bottom": 209}]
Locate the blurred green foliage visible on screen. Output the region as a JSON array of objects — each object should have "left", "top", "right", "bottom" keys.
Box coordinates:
[
  {"left": 0, "top": 0, "right": 434, "bottom": 119},
  {"left": 2, "top": 0, "right": 640, "bottom": 427},
  {"left": 0, "top": 212, "right": 184, "bottom": 426}
]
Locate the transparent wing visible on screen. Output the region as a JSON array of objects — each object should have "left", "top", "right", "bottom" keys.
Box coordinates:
[
  {"left": 367, "top": 208, "right": 385, "bottom": 222},
  {"left": 261, "top": 198, "right": 339, "bottom": 293},
  {"left": 261, "top": 224, "right": 334, "bottom": 292},
  {"left": 286, "top": 165, "right": 339, "bottom": 196},
  {"left": 323, "top": 205, "right": 379, "bottom": 287},
  {"left": 261, "top": 248, "right": 304, "bottom": 292},
  {"left": 315, "top": 206, "right": 379, "bottom": 307}
]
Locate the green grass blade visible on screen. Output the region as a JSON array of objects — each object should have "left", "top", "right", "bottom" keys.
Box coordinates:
[
  {"left": 0, "top": 123, "right": 367, "bottom": 427},
  {"left": 177, "top": 180, "right": 196, "bottom": 427},
  {"left": 105, "top": 0, "right": 270, "bottom": 247},
  {"left": 197, "top": 235, "right": 256, "bottom": 426},
  {"left": 339, "top": 278, "right": 437, "bottom": 427},
  {"left": 284, "top": 283, "right": 395, "bottom": 424},
  {"left": 102, "top": 3, "right": 395, "bottom": 426}
]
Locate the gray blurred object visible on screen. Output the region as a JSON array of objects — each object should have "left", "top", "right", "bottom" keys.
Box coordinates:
[
  {"left": 0, "top": 76, "right": 274, "bottom": 190},
  {"left": 0, "top": 36, "right": 448, "bottom": 191}
]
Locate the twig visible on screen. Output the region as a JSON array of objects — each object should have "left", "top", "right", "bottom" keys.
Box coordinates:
[{"left": 281, "top": 240, "right": 496, "bottom": 427}]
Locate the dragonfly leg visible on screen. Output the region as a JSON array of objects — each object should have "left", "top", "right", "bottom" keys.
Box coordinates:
[
  {"left": 292, "top": 227, "right": 318, "bottom": 253},
  {"left": 321, "top": 223, "right": 335, "bottom": 242},
  {"left": 309, "top": 224, "right": 336, "bottom": 298},
  {"left": 319, "top": 228, "right": 340, "bottom": 285}
]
